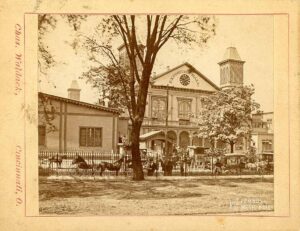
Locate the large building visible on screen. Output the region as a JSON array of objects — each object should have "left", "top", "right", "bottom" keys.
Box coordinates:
[
  {"left": 39, "top": 46, "right": 273, "bottom": 158},
  {"left": 126, "top": 47, "right": 250, "bottom": 156}
]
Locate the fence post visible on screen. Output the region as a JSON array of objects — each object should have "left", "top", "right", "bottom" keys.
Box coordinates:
[
  {"left": 156, "top": 152, "right": 158, "bottom": 179},
  {"left": 92, "top": 151, "right": 94, "bottom": 177}
]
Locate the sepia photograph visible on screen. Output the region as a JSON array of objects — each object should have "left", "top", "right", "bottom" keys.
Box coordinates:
[
  {"left": 1, "top": 0, "right": 300, "bottom": 230},
  {"left": 37, "top": 14, "right": 275, "bottom": 216}
]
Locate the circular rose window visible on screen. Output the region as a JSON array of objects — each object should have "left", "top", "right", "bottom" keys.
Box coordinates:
[{"left": 179, "top": 74, "right": 190, "bottom": 86}]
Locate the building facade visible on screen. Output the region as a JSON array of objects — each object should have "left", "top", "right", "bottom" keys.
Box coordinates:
[
  {"left": 137, "top": 63, "right": 219, "bottom": 156},
  {"left": 38, "top": 81, "right": 128, "bottom": 152},
  {"left": 127, "top": 47, "right": 251, "bottom": 156},
  {"left": 251, "top": 112, "right": 274, "bottom": 160},
  {"left": 39, "top": 46, "right": 273, "bottom": 158}
]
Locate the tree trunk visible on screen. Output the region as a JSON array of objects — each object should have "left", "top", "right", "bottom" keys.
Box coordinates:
[
  {"left": 130, "top": 122, "right": 144, "bottom": 181},
  {"left": 230, "top": 141, "right": 234, "bottom": 153}
]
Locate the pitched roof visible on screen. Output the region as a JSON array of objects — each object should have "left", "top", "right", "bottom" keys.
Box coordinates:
[
  {"left": 218, "top": 47, "right": 245, "bottom": 65},
  {"left": 223, "top": 47, "right": 242, "bottom": 61},
  {"left": 151, "top": 62, "right": 219, "bottom": 91},
  {"left": 38, "top": 92, "right": 121, "bottom": 114}
]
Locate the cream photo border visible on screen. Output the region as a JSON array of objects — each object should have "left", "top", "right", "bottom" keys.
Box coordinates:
[{"left": 0, "top": 0, "right": 299, "bottom": 230}]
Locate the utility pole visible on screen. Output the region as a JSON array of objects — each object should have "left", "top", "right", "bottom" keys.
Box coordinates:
[{"left": 164, "top": 85, "right": 169, "bottom": 159}]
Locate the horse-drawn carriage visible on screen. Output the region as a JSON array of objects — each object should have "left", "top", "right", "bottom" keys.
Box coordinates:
[
  {"left": 257, "top": 152, "right": 274, "bottom": 172},
  {"left": 215, "top": 152, "right": 274, "bottom": 175},
  {"left": 221, "top": 153, "right": 247, "bottom": 174}
]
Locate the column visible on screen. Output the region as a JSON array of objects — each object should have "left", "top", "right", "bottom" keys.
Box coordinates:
[
  {"left": 170, "top": 94, "right": 173, "bottom": 120},
  {"left": 195, "top": 97, "right": 198, "bottom": 115},
  {"left": 176, "top": 130, "right": 179, "bottom": 147},
  {"left": 148, "top": 93, "right": 152, "bottom": 118},
  {"left": 243, "top": 137, "right": 247, "bottom": 152},
  {"left": 189, "top": 131, "right": 193, "bottom": 146}
]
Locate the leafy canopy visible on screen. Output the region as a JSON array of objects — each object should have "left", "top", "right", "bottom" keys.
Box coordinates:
[{"left": 197, "top": 85, "right": 260, "bottom": 145}]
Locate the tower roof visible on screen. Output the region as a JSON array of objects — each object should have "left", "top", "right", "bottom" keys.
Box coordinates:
[
  {"left": 223, "top": 47, "right": 242, "bottom": 61},
  {"left": 68, "top": 80, "right": 80, "bottom": 90},
  {"left": 218, "top": 47, "right": 245, "bottom": 65}
]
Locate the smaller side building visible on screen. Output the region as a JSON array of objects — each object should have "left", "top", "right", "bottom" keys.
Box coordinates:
[{"left": 38, "top": 80, "right": 128, "bottom": 153}]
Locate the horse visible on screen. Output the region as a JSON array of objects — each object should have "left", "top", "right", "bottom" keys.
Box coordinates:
[
  {"left": 245, "top": 162, "right": 257, "bottom": 172},
  {"left": 72, "top": 155, "right": 96, "bottom": 175},
  {"left": 256, "top": 160, "right": 268, "bottom": 174},
  {"left": 49, "top": 154, "right": 67, "bottom": 169},
  {"left": 96, "top": 156, "right": 125, "bottom": 176}
]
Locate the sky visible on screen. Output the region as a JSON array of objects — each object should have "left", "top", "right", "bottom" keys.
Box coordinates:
[{"left": 39, "top": 15, "right": 274, "bottom": 112}]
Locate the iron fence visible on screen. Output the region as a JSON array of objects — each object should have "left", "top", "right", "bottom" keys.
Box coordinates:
[
  {"left": 39, "top": 151, "right": 132, "bottom": 176},
  {"left": 38, "top": 151, "right": 273, "bottom": 177}
]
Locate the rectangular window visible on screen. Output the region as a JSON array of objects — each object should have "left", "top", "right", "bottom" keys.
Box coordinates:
[
  {"left": 38, "top": 125, "right": 46, "bottom": 146},
  {"left": 79, "top": 127, "right": 102, "bottom": 147},
  {"left": 262, "top": 140, "right": 272, "bottom": 152}
]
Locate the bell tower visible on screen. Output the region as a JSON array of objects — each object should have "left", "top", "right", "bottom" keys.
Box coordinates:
[
  {"left": 218, "top": 47, "right": 245, "bottom": 88},
  {"left": 118, "top": 43, "right": 145, "bottom": 74}
]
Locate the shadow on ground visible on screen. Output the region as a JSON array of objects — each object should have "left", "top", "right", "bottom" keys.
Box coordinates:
[{"left": 39, "top": 178, "right": 273, "bottom": 201}]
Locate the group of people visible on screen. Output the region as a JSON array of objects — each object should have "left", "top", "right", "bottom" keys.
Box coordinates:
[
  {"left": 144, "top": 154, "right": 192, "bottom": 176},
  {"left": 145, "top": 157, "right": 158, "bottom": 176},
  {"left": 144, "top": 157, "right": 174, "bottom": 176}
]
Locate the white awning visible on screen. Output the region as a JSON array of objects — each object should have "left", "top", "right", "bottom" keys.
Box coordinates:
[
  {"left": 139, "top": 130, "right": 175, "bottom": 143},
  {"left": 139, "top": 130, "right": 164, "bottom": 141}
]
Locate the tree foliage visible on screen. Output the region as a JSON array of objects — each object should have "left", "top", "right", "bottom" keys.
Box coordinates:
[
  {"left": 38, "top": 14, "right": 217, "bottom": 180},
  {"left": 78, "top": 15, "right": 216, "bottom": 110},
  {"left": 38, "top": 93, "right": 58, "bottom": 133},
  {"left": 38, "top": 14, "right": 87, "bottom": 75},
  {"left": 38, "top": 14, "right": 87, "bottom": 132},
  {"left": 197, "top": 85, "right": 260, "bottom": 153}
]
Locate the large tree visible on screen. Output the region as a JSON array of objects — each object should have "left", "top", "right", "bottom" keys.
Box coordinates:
[
  {"left": 39, "top": 15, "right": 216, "bottom": 180},
  {"left": 197, "top": 85, "right": 260, "bottom": 153}
]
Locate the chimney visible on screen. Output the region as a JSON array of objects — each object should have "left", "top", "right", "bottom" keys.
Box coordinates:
[
  {"left": 104, "top": 98, "right": 109, "bottom": 107},
  {"left": 68, "top": 80, "right": 81, "bottom": 101}
]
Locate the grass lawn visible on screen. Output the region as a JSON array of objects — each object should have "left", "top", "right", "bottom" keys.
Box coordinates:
[{"left": 39, "top": 177, "right": 274, "bottom": 216}]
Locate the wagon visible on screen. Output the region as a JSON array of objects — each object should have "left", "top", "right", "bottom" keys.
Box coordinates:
[{"left": 222, "top": 153, "right": 246, "bottom": 174}]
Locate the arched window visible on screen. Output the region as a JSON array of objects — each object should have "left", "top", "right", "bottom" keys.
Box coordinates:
[
  {"left": 178, "top": 100, "right": 191, "bottom": 120},
  {"left": 151, "top": 96, "right": 166, "bottom": 119},
  {"left": 179, "top": 131, "right": 190, "bottom": 149}
]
